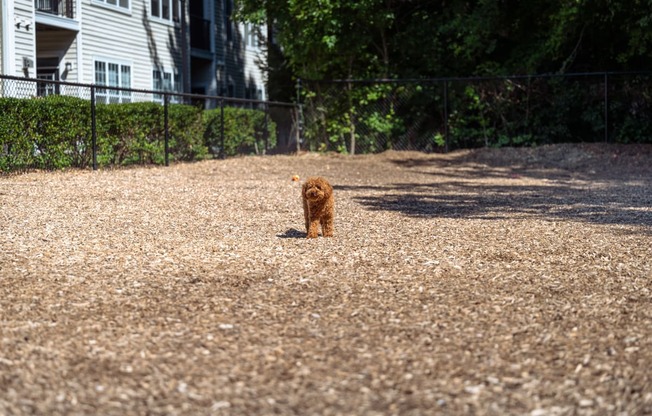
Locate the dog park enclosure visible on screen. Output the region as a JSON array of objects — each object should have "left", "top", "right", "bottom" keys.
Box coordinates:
[
  {"left": 1, "top": 144, "right": 651, "bottom": 414},
  {"left": 3, "top": 71, "right": 652, "bottom": 173}
]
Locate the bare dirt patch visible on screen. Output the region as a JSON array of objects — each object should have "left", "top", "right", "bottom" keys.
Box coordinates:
[{"left": 1, "top": 143, "right": 651, "bottom": 415}]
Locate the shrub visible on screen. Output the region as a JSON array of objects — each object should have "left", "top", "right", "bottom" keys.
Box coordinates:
[
  {"left": 1, "top": 95, "right": 279, "bottom": 172},
  {"left": 303, "top": 75, "right": 652, "bottom": 153},
  {"left": 0, "top": 95, "right": 92, "bottom": 171},
  {"left": 98, "top": 102, "right": 166, "bottom": 165},
  {"left": 203, "top": 106, "right": 277, "bottom": 157},
  {"left": 0, "top": 97, "right": 35, "bottom": 171},
  {"left": 168, "top": 104, "right": 208, "bottom": 161}
]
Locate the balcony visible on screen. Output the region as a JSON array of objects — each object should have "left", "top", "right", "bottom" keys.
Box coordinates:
[
  {"left": 190, "top": 15, "right": 211, "bottom": 52},
  {"left": 36, "top": 0, "right": 74, "bottom": 19},
  {"left": 35, "top": 0, "right": 79, "bottom": 31}
]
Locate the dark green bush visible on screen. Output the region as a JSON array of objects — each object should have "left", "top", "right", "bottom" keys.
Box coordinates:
[
  {"left": 203, "top": 106, "right": 277, "bottom": 157},
  {"left": 95, "top": 102, "right": 207, "bottom": 166},
  {"left": 0, "top": 95, "right": 92, "bottom": 170},
  {"left": 0, "top": 97, "right": 35, "bottom": 171},
  {"left": 98, "top": 102, "right": 170, "bottom": 165},
  {"left": 168, "top": 104, "right": 208, "bottom": 161},
  {"left": 443, "top": 78, "right": 607, "bottom": 149},
  {"left": 1, "top": 96, "right": 275, "bottom": 172}
]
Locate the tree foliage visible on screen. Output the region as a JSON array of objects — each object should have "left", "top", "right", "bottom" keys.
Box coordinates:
[
  {"left": 236, "top": 0, "right": 652, "bottom": 80},
  {"left": 235, "top": 0, "right": 652, "bottom": 152}
]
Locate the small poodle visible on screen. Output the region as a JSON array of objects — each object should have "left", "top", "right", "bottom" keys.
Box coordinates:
[{"left": 302, "top": 176, "right": 334, "bottom": 238}]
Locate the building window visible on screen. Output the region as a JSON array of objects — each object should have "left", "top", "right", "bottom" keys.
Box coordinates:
[
  {"left": 37, "top": 72, "right": 59, "bottom": 97},
  {"left": 95, "top": 0, "right": 129, "bottom": 10},
  {"left": 244, "top": 24, "right": 260, "bottom": 48},
  {"left": 95, "top": 60, "right": 131, "bottom": 103},
  {"left": 151, "top": 0, "right": 180, "bottom": 22},
  {"left": 153, "top": 69, "right": 181, "bottom": 102}
]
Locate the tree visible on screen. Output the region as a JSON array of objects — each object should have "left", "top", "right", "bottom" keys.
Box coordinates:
[
  {"left": 236, "top": 0, "right": 652, "bottom": 80},
  {"left": 235, "top": 0, "right": 652, "bottom": 152}
]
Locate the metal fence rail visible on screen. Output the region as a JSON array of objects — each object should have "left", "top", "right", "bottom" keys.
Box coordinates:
[
  {"left": 300, "top": 71, "right": 652, "bottom": 154},
  {"left": 0, "top": 74, "right": 300, "bottom": 172},
  {"left": 3, "top": 71, "right": 651, "bottom": 171}
]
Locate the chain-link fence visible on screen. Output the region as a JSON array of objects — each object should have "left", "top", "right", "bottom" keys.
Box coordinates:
[
  {"left": 300, "top": 72, "right": 652, "bottom": 154},
  {"left": 0, "top": 74, "right": 299, "bottom": 172}
]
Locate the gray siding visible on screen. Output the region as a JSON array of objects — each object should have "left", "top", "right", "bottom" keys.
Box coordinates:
[
  {"left": 80, "top": 0, "right": 182, "bottom": 90},
  {"left": 3, "top": 0, "right": 266, "bottom": 100},
  {"left": 210, "top": 0, "right": 266, "bottom": 100}
]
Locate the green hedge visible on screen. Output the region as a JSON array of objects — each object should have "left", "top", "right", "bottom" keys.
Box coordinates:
[
  {"left": 96, "top": 102, "right": 206, "bottom": 166},
  {"left": 203, "top": 106, "right": 277, "bottom": 157},
  {"left": 0, "top": 96, "right": 276, "bottom": 172},
  {"left": 0, "top": 95, "right": 93, "bottom": 171}
]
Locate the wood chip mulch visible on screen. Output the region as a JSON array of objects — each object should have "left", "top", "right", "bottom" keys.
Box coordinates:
[{"left": 1, "top": 143, "right": 651, "bottom": 415}]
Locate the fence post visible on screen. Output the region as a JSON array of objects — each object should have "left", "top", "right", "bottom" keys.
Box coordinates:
[
  {"left": 220, "top": 98, "right": 225, "bottom": 159},
  {"left": 91, "top": 85, "right": 97, "bottom": 170},
  {"left": 164, "top": 93, "right": 169, "bottom": 166},
  {"left": 443, "top": 80, "right": 449, "bottom": 153},
  {"left": 604, "top": 72, "right": 609, "bottom": 143},
  {"left": 263, "top": 102, "right": 269, "bottom": 154},
  {"left": 347, "top": 80, "right": 355, "bottom": 155},
  {"left": 296, "top": 78, "right": 303, "bottom": 151}
]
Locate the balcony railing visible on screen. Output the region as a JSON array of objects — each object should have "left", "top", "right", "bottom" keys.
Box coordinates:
[
  {"left": 190, "top": 15, "right": 211, "bottom": 51},
  {"left": 35, "top": 0, "right": 74, "bottom": 19}
]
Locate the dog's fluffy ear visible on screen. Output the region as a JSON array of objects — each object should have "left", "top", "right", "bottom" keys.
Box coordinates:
[
  {"left": 301, "top": 180, "right": 310, "bottom": 197},
  {"left": 322, "top": 180, "right": 333, "bottom": 198}
]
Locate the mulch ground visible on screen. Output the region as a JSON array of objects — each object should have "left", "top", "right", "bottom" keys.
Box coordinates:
[{"left": 1, "top": 143, "right": 651, "bottom": 415}]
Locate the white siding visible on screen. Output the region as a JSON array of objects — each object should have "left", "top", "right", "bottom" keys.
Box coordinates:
[
  {"left": 80, "top": 0, "right": 182, "bottom": 92},
  {"left": 0, "top": 0, "right": 3, "bottom": 69},
  {"left": 36, "top": 30, "right": 78, "bottom": 80},
  {"left": 10, "top": 0, "right": 35, "bottom": 96},
  {"left": 240, "top": 22, "right": 265, "bottom": 100},
  {"left": 61, "top": 36, "right": 78, "bottom": 81},
  {"left": 214, "top": 1, "right": 267, "bottom": 101},
  {"left": 14, "top": 0, "right": 35, "bottom": 78},
  {"left": 4, "top": 0, "right": 268, "bottom": 101},
  {"left": 2, "top": 0, "right": 17, "bottom": 87}
]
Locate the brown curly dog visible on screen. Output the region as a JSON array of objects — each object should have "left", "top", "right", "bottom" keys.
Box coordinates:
[{"left": 302, "top": 176, "right": 334, "bottom": 238}]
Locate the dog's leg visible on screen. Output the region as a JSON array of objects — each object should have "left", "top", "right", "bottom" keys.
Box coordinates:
[
  {"left": 305, "top": 201, "right": 319, "bottom": 238},
  {"left": 321, "top": 217, "right": 333, "bottom": 237},
  {"left": 307, "top": 217, "right": 320, "bottom": 238},
  {"left": 321, "top": 215, "right": 334, "bottom": 237},
  {"left": 303, "top": 198, "right": 310, "bottom": 235}
]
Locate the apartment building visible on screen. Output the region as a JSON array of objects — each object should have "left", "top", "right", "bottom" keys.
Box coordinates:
[{"left": 0, "top": 0, "right": 267, "bottom": 101}]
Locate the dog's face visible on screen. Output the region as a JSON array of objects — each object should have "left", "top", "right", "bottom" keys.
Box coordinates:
[{"left": 303, "top": 177, "right": 332, "bottom": 202}]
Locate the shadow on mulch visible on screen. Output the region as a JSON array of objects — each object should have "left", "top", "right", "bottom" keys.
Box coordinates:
[
  {"left": 277, "top": 228, "right": 306, "bottom": 239},
  {"left": 342, "top": 182, "right": 651, "bottom": 229},
  {"left": 336, "top": 145, "right": 652, "bottom": 230},
  {"left": 391, "top": 143, "right": 652, "bottom": 179}
]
